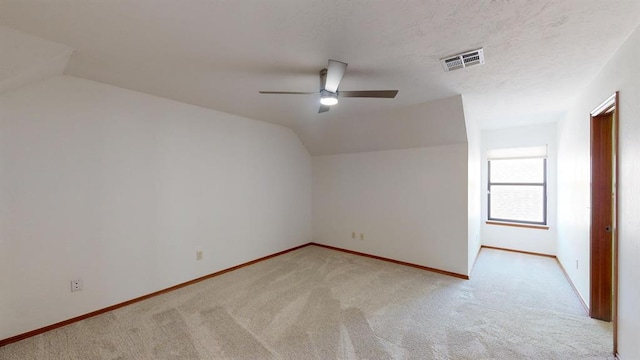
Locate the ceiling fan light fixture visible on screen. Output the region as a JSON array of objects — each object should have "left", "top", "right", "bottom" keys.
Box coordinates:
[
  {"left": 320, "top": 92, "right": 338, "bottom": 106},
  {"left": 259, "top": 59, "right": 398, "bottom": 113}
]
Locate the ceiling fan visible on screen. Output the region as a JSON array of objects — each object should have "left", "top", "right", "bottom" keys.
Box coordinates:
[{"left": 259, "top": 59, "right": 398, "bottom": 113}]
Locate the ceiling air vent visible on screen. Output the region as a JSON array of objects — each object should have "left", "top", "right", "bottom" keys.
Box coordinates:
[{"left": 441, "top": 48, "right": 484, "bottom": 72}]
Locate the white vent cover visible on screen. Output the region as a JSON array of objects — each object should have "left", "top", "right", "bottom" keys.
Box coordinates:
[{"left": 441, "top": 48, "right": 485, "bottom": 72}]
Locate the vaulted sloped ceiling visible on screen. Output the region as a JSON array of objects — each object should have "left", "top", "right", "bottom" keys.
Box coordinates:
[
  {"left": 0, "top": 1, "right": 638, "bottom": 155},
  {"left": 0, "top": 26, "right": 72, "bottom": 95},
  {"left": 300, "top": 95, "right": 466, "bottom": 155}
]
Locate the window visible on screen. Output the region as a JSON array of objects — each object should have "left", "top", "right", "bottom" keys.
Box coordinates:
[{"left": 487, "top": 146, "right": 547, "bottom": 225}]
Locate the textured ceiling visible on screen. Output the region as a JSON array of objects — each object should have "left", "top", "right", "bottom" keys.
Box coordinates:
[{"left": 0, "top": 1, "right": 638, "bottom": 155}]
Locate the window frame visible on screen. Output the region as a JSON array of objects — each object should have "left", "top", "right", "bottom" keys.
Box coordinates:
[{"left": 487, "top": 157, "right": 547, "bottom": 226}]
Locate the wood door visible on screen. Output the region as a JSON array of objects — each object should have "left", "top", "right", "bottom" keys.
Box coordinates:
[{"left": 590, "top": 110, "right": 613, "bottom": 322}]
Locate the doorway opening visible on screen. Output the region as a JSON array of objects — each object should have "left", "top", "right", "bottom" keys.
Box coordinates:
[{"left": 589, "top": 92, "right": 618, "bottom": 354}]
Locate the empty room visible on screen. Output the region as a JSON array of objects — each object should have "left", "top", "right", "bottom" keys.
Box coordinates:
[{"left": 1, "top": 1, "right": 639, "bottom": 359}]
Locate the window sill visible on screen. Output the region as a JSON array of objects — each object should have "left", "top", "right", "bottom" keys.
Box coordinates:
[{"left": 485, "top": 221, "right": 549, "bottom": 230}]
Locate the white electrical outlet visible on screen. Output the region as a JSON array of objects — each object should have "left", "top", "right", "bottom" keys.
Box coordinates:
[
  {"left": 196, "top": 251, "right": 203, "bottom": 261},
  {"left": 352, "top": 232, "right": 356, "bottom": 239},
  {"left": 360, "top": 233, "right": 364, "bottom": 240},
  {"left": 71, "top": 279, "right": 82, "bottom": 292},
  {"left": 576, "top": 260, "right": 579, "bottom": 270}
]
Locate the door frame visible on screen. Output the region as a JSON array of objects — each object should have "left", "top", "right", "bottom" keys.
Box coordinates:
[{"left": 589, "top": 91, "right": 618, "bottom": 354}]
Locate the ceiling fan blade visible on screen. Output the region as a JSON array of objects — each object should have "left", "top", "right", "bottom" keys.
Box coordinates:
[
  {"left": 324, "top": 60, "right": 347, "bottom": 92},
  {"left": 318, "top": 105, "right": 330, "bottom": 113},
  {"left": 338, "top": 90, "right": 398, "bottom": 98},
  {"left": 259, "top": 91, "right": 317, "bottom": 95}
]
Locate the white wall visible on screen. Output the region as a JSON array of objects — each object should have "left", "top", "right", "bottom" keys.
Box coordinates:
[
  {"left": 557, "top": 25, "right": 640, "bottom": 359},
  {"left": 0, "top": 75, "right": 312, "bottom": 340},
  {"left": 464, "top": 100, "right": 482, "bottom": 273},
  {"left": 481, "top": 123, "right": 558, "bottom": 255},
  {"left": 312, "top": 144, "right": 469, "bottom": 276}
]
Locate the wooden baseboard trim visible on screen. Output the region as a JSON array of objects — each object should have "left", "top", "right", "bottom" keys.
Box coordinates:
[
  {"left": 481, "top": 245, "right": 555, "bottom": 258},
  {"left": 556, "top": 257, "right": 589, "bottom": 315},
  {"left": 0, "top": 242, "right": 312, "bottom": 348},
  {"left": 310, "top": 243, "right": 469, "bottom": 280}
]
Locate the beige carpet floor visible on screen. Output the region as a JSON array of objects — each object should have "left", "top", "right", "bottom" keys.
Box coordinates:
[{"left": 0, "top": 245, "right": 613, "bottom": 359}]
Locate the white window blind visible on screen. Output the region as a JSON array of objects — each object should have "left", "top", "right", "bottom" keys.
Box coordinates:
[{"left": 487, "top": 145, "right": 547, "bottom": 160}]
